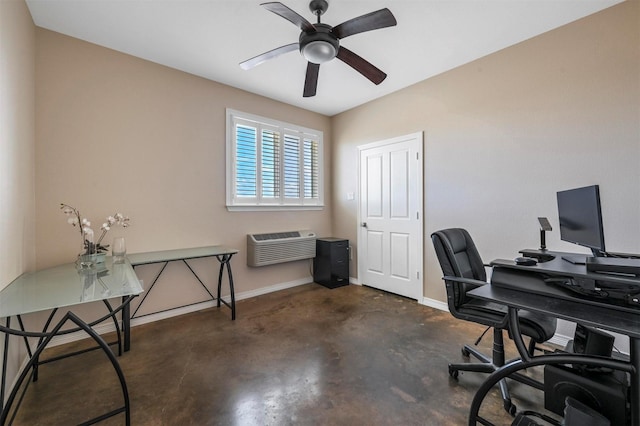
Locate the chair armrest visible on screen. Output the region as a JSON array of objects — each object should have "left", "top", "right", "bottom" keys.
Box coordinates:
[
  {"left": 442, "top": 276, "right": 487, "bottom": 289},
  {"left": 441, "top": 275, "right": 499, "bottom": 323}
]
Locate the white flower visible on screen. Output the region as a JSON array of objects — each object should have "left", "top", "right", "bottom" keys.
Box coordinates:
[
  {"left": 112, "top": 213, "right": 130, "bottom": 227},
  {"left": 61, "top": 203, "right": 131, "bottom": 254}
]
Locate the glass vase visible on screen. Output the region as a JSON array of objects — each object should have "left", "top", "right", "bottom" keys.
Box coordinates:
[{"left": 77, "top": 229, "right": 96, "bottom": 269}]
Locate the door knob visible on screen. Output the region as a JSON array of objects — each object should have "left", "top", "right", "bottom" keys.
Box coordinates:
[{"left": 361, "top": 222, "right": 367, "bottom": 228}]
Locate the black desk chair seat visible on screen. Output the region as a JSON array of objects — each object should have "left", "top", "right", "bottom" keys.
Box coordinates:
[
  {"left": 431, "top": 228, "right": 557, "bottom": 415},
  {"left": 458, "top": 298, "right": 554, "bottom": 345}
]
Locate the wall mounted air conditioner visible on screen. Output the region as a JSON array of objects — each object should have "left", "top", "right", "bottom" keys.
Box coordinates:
[{"left": 247, "top": 230, "right": 317, "bottom": 267}]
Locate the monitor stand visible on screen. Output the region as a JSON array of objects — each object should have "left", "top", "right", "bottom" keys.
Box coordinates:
[{"left": 561, "top": 249, "right": 604, "bottom": 265}]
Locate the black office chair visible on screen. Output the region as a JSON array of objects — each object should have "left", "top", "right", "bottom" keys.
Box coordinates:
[{"left": 431, "top": 228, "right": 557, "bottom": 414}]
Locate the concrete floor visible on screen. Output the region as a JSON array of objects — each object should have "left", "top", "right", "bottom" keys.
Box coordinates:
[{"left": 12, "top": 283, "right": 550, "bottom": 425}]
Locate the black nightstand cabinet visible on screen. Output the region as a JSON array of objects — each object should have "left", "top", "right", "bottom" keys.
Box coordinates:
[{"left": 314, "top": 238, "right": 349, "bottom": 289}]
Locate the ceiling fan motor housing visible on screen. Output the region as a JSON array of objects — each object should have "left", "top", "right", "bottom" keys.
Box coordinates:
[
  {"left": 299, "top": 23, "right": 339, "bottom": 64},
  {"left": 309, "top": 0, "right": 329, "bottom": 16}
]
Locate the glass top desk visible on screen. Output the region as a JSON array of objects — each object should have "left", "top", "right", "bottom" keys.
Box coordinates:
[
  {"left": 127, "top": 245, "right": 239, "bottom": 321},
  {"left": 0, "top": 257, "right": 143, "bottom": 424},
  {"left": 0, "top": 258, "right": 142, "bottom": 318}
]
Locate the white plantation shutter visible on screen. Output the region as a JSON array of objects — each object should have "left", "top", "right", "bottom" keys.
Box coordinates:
[
  {"left": 283, "top": 134, "right": 300, "bottom": 199},
  {"left": 235, "top": 124, "right": 257, "bottom": 198},
  {"left": 304, "top": 138, "right": 319, "bottom": 199},
  {"left": 261, "top": 129, "right": 280, "bottom": 199},
  {"left": 226, "top": 109, "right": 323, "bottom": 210}
]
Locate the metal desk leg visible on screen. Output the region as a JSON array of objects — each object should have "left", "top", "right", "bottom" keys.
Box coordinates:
[
  {"left": 468, "top": 354, "right": 634, "bottom": 426},
  {"left": 130, "top": 261, "right": 169, "bottom": 320},
  {"left": 122, "top": 296, "right": 131, "bottom": 352},
  {"left": 1, "top": 312, "right": 131, "bottom": 426},
  {"left": 1, "top": 317, "right": 9, "bottom": 413},
  {"left": 631, "top": 337, "right": 640, "bottom": 426},
  {"left": 216, "top": 257, "right": 224, "bottom": 308},
  {"left": 227, "top": 256, "right": 236, "bottom": 320},
  {"left": 216, "top": 254, "right": 236, "bottom": 320},
  {"left": 507, "top": 307, "right": 531, "bottom": 362}
]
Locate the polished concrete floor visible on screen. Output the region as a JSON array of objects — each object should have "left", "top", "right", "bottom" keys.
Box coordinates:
[{"left": 13, "top": 283, "right": 550, "bottom": 425}]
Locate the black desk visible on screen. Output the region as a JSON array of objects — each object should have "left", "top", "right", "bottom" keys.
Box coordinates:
[
  {"left": 466, "top": 252, "right": 639, "bottom": 426},
  {"left": 493, "top": 251, "right": 640, "bottom": 313}
]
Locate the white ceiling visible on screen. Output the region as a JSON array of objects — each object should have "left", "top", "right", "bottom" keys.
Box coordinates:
[{"left": 26, "top": 0, "right": 622, "bottom": 116}]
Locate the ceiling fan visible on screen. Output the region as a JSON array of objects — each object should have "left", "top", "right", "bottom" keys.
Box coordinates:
[{"left": 239, "top": 0, "right": 397, "bottom": 98}]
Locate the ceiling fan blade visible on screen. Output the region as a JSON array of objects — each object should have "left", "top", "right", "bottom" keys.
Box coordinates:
[
  {"left": 332, "top": 8, "right": 397, "bottom": 39},
  {"left": 261, "top": 2, "right": 316, "bottom": 33},
  {"left": 336, "top": 47, "right": 387, "bottom": 85},
  {"left": 239, "top": 43, "right": 299, "bottom": 70},
  {"left": 303, "top": 62, "right": 320, "bottom": 97}
]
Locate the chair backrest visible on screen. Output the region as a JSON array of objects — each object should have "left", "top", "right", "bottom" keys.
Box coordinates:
[
  {"left": 431, "top": 228, "right": 487, "bottom": 307},
  {"left": 431, "top": 228, "right": 486, "bottom": 280}
]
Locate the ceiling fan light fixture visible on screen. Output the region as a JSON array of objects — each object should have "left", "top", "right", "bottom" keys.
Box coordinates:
[
  {"left": 302, "top": 40, "right": 336, "bottom": 64},
  {"left": 299, "top": 23, "right": 339, "bottom": 64}
]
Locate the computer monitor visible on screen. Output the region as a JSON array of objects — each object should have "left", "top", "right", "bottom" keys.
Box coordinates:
[{"left": 557, "top": 185, "right": 606, "bottom": 262}]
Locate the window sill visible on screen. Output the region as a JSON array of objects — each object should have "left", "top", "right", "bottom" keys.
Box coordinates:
[{"left": 227, "top": 205, "right": 324, "bottom": 212}]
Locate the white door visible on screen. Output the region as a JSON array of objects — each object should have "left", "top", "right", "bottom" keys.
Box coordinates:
[{"left": 358, "top": 132, "right": 423, "bottom": 300}]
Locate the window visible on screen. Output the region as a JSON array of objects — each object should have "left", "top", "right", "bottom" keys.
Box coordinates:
[{"left": 226, "top": 109, "right": 323, "bottom": 210}]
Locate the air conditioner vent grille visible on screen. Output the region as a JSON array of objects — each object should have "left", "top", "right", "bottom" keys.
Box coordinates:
[
  {"left": 247, "top": 230, "right": 316, "bottom": 267},
  {"left": 254, "top": 231, "right": 301, "bottom": 241}
]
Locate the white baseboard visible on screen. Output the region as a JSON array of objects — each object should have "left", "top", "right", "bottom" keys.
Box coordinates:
[{"left": 421, "top": 297, "right": 449, "bottom": 312}]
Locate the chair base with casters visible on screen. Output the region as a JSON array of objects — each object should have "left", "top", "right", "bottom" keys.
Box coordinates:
[
  {"left": 431, "top": 228, "right": 557, "bottom": 415},
  {"left": 448, "top": 327, "right": 545, "bottom": 415}
]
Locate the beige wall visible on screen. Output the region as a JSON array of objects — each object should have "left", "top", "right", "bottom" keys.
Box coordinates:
[
  {"left": 0, "top": 0, "right": 37, "bottom": 387},
  {"left": 0, "top": 0, "right": 36, "bottom": 288},
  {"left": 332, "top": 0, "right": 640, "bottom": 305},
  {"left": 35, "top": 29, "right": 332, "bottom": 316}
]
